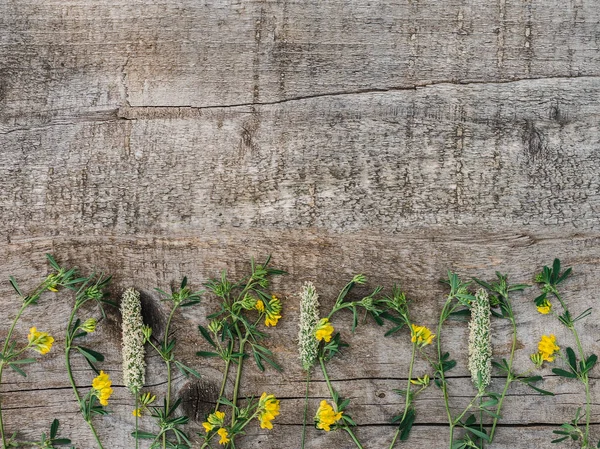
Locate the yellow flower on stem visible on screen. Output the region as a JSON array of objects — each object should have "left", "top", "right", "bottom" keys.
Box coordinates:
[
  {"left": 536, "top": 298, "right": 552, "bottom": 315},
  {"left": 258, "top": 392, "right": 280, "bottom": 429},
  {"left": 538, "top": 334, "right": 560, "bottom": 362},
  {"left": 265, "top": 295, "right": 282, "bottom": 327},
  {"left": 27, "top": 327, "right": 54, "bottom": 354},
  {"left": 92, "top": 370, "right": 113, "bottom": 406},
  {"left": 411, "top": 324, "right": 435, "bottom": 346},
  {"left": 255, "top": 299, "right": 265, "bottom": 312},
  {"left": 217, "top": 428, "right": 230, "bottom": 445},
  {"left": 132, "top": 408, "right": 142, "bottom": 417},
  {"left": 202, "top": 410, "right": 225, "bottom": 433},
  {"left": 314, "top": 318, "right": 334, "bottom": 343},
  {"left": 315, "top": 400, "right": 343, "bottom": 432},
  {"left": 217, "top": 427, "right": 231, "bottom": 445}
]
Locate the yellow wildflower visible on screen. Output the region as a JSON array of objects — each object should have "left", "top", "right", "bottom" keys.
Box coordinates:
[
  {"left": 92, "top": 371, "right": 113, "bottom": 406},
  {"left": 132, "top": 408, "right": 142, "bottom": 417},
  {"left": 538, "top": 334, "right": 560, "bottom": 362},
  {"left": 265, "top": 295, "right": 282, "bottom": 327},
  {"left": 27, "top": 327, "right": 54, "bottom": 354},
  {"left": 411, "top": 324, "right": 435, "bottom": 346},
  {"left": 202, "top": 411, "right": 225, "bottom": 433},
  {"left": 536, "top": 298, "right": 552, "bottom": 315},
  {"left": 314, "top": 318, "right": 334, "bottom": 343},
  {"left": 255, "top": 299, "right": 265, "bottom": 312},
  {"left": 315, "top": 400, "right": 343, "bottom": 432},
  {"left": 217, "top": 428, "right": 230, "bottom": 445},
  {"left": 258, "top": 392, "right": 280, "bottom": 429}
]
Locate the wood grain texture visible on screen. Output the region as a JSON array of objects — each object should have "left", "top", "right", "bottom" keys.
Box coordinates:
[{"left": 1, "top": 0, "right": 600, "bottom": 447}]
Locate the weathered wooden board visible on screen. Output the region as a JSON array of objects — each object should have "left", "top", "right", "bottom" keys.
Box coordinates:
[{"left": 1, "top": 0, "right": 600, "bottom": 447}]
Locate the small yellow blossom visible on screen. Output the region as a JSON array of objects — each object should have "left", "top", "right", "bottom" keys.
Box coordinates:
[
  {"left": 92, "top": 371, "right": 113, "bottom": 406},
  {"left": 132, "top": 408, "right": 142, "bottom": 417},
  {"left": 265, "top": 295, "right": 282, "bottom": 327},
  {"left": 255, "top": 299, "right": 265, "bottom": 312},
  {"left": 27, "top": 327, "right": 54, "bottom": 354},
  {"left": 315, "top": 400, "right": 343, "bottom": 432},
  {"left": 203, "top": 411, "right": 225, "bottom": 433},
  {"left": 410, "top": 374, "right": 430, "bottom": 387},
  {"left": 314, "top": 318, "right": 334, "bottom": 343},
  {"left": 536, "top": 298, "right": 552, "bottom": 315},
  {"left": 411, "top": 324, "right": 435, "bottom": 346},
  {"left": 538, "top": 334, "right": 560, "bottom": 362},
  {"left": 258, "top": 392, "right": 280, "bottom": 429},
  {"left": 217, "top": 428, "right": 230, "bottom": 445}
]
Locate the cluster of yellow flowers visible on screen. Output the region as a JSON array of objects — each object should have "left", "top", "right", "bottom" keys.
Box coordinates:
[
  {"left": 314, "top": 318, "right": 334, "bottom": 342},
  {"left": 411, "top": 324, "right": 435, "bottom": 347},
  {"left": 27, "top": 327, "right": 54, "bottom": 355},
  {"left": 92, "top": 371, "right": 113, "bottom": 406},
  {"left": 531, "top": 334, "right": 560, "bottom": 367},
  {"left": 202, "top": 411, "right": 230, "bottom": 445},
  {"left": 315, "top": 400, "right": 343, "bottom": 432},
  {"left": 258, "top": 392, "right": 281, "bottom": 429},
  {"left": 536, "top": 297, "right": 552, "bottom": 315},
  {"left": 265, "top": 295, "right": 282, "bottom": 327}
]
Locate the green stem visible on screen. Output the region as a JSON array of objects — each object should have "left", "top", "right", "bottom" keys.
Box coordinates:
[
  {"left": 436, "top": 299, "right": 455, "bottom": 449},
  {"left": 231, "top": 333, "right": 247, "bottom": 426},
  {"left": 85, "top": 419, "right": 105, "bottom": 449},
  {"left": 452, "top": 393, "right": 482, "bottom": 426},
  {"left": 489, "top": 317, "right": 517, "bottom": 443},
  {"left": 65, "top": 304, "right": 104, "bottom": 449},
  {"left": 557, "top": 291, "right": 590, "bottom": 446},
  {"left": 319, "top": 358, "right": 364, "bottom": 449},
  {"left": 301, "top": 371, "right": 311, "bottom": 449},
  {"left": 135, "top": 394, "right": 139, "bottom": 449},
  {"left": 389, "top": 342, "right": 417, "bottom": 449},
  {"left": 0, "top": 363, "right": 6, "bottom": 449},
  {"left": 0, "top": 302, "right": 29, "bottom": 449},
  {"left": 163, "top": 305, "right": 178, "bottom": 411},
  {"left": 584, "top": 378, "right": 591, "bottom": 447},
  {"left": 215, "top": 355, "right": 232, "bottom": 414}
]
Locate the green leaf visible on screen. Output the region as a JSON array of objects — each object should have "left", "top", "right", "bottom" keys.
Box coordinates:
[
  {"left": 45, "top": 253, "right": 61, "bottom": 271},
  {"left": 8, "top": 276, "right": 23, "bottom": 297},
  {"left": 77, "top": 346, "right": 105, "bottom": 363},
  {"left": 465, "top": 426, "right": 489, "bottom": 442},
  {"left": 9, "top": 364, "right": 27, "bottom": 377},
  {"left": 551, "top": 436, "right": 569, "bottom": 443},
  {"left": 587, "top": 354, "right": 598, "bottom": 369},
  {"left": 198, "top": 325, "right": 216, "bottom": 348},
  {"left": 51, "top": 438, "right": 72, "bottom": 445},
  {"left": 552, "top": 368, "right": 577, "bottom": 378},
  {"left": 174, "top": 361, "right": 201, "bottom": 378},
  {"left": 196, "top": 351, "right": 220, "bottom": 358},
  {"left": 556, "top": 267, "right": 572, "bottom": 285},
  {"left": 10, "top": 358, "right": 36, "bottom": 365},
  {"left": 566, "top": 347, "right": 577, "bottom": 372},
  {"left": 551, "top": 259, "right": 561, "bottom": 284},
  {"left": 133, "top": 431, "right": 158, "bottom": 439},
  {"left": 50, "top": 419, "right": 59, "bottom": 438}
]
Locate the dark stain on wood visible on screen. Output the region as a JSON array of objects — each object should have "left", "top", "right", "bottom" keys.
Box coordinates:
[
  {"left": 522, "top": 120, "right": 548, "bottom": 161},
  {"left": 179, "top": 378, "right": 219, "bottom": 423}
]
